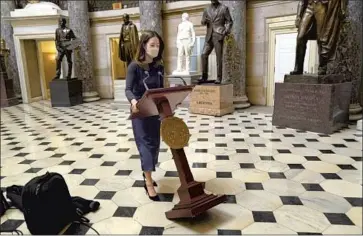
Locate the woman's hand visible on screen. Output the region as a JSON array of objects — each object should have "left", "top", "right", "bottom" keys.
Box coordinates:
[{"left": 131, "top": 99, "right": 139, "bottom": 113}]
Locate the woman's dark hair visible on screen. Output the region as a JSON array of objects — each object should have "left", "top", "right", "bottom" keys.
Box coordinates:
[{"left": 134, "top": 30, "right": 164, "bottom": 65}]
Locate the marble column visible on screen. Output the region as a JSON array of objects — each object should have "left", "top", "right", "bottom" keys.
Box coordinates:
[
  {"left": 67, "top": 0, "right": 100, "bottom": 102},
  {"left": 222, "top": 1, "right": 250, "bottom": 109},
  {"left": 327, "top": 0, "right": 362, "bottom": 120},
  {"left": 138, "top": 1, "right": 163, "bottom": 36},
  {"left": 1, "top": 0, "right": 21, "bottom": 99}
]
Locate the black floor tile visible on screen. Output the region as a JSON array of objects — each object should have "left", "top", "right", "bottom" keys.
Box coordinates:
[
  {"left": 288, "top": 164, "right": 305, "bottom": 169},
  {"left": 217, "top": 229, "right": 241, "bottom": 235},
  {"left": 0, "top": 220, "right": 25, "bottom": 231},
  {"left": 260, "top": 156, "right": 274, "bottom": 161},
  {"left": 245, "top": 182, "right": 264, "bottom": 190},
  {"left": 195, "top": 149, "right": 208, "bottom": 153},
  {"left": 304, "top": 156, "right": 321, "bottom": 161},
  {"left": 321, "top": 173, "right": 342, "bottom": 180},
  {"left": 216, "top": 143, "right": 227, "bottom": 147},
  {"left": 158, "top": 193, "right": 174, "bottom": 202},
  {"left": 101, "top": 161, "right": 116, "bottom": 166},
  {"left": 252, "top": 211, "right": 276, "bottom": 223},
  {"left": 240, "top": 163, "right": 255, "bottom": 169},
  {"left": 293, "top": 144, "right": 306, "bottom": 148},
  {"left": 192, "top": 163, "right": 207, "bottom": 168},
  {"left": 254, "top": 144, "right": 266, "bottom": 147},
  {"left": 280, "top": 196, "right": 303, "bottom": 205},
  {"left": 332, "top": 144, "right": 347, "bottom": 148},
  {"left": 89, "top": 154, "right": 103, "bottom": 158},
  {"left": 216, "top": 155, "right": 229, "bottom": 160},
  {"left": 19, "top": 160, "right": 34, "bottom": 164},
  {"left": 80, "top": 147, "right": 93, "bottom": 152},
  {"left": 139, "top": 226, "right": 164, "bottom": 235},
  {"left": 165, "top": 171, "right": 179, "bottom": 177},
  {"left": 15, "top": 152, "right": 29, "bottom": 157},
  {"left": 117, "top": 148, "right": 130, "bottom": 152},
  {"left": 224, "top": 195, "right": 237, "bottom": 204},
  {"left": 344, "top": 139, "right": 357, "bottom": 142},
  {"left": 60, "top": 160, "right": 75, "bottom": 165},
  {"left": 113, "top": 206, "right": 137, "bottom": 217},
  {"left": 236, "top": 149, "right": 249, "bottom": 153},
  {"left": 217, "top": 172, "right": 232, "bottom": 178},
  {"left": 130, "top": 155, "right": 140, "bottom": 159},
  {"left": 81, "top": 179, "right": 100, "bottom": 186},
  {"left": 268, "top": 172, "right": 286, "bottom": 179},
  {"left": 277, "top": 149, "right": 291, "bottom": 154},
  {"left": 95, "top": 191, "right": 116, "bottom": 200},
  {"left": 350, "top": 156, "right": 362, "bottom": 161},
  {"left": 344, "top": 197, "right": 362, "bottom": 207},
  {"left": 69, "top": 169, "right": 86, "bottom": 174},
  {"left": 337, "top": 164, "right": 357, "bottom": 170},
  {"left": 25, "top": 168, "right": 42, "bottom": 173},
  {"left": 324, "top": 213, "right": 354, "bottom": 225},
  {"left": 319, "top": 149, "right": 335, "bottom": 154},
  {"left": 302, "top": 183, "right": 324, "bottom": 191}
]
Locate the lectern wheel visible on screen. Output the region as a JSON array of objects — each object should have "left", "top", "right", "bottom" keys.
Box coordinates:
[{"left": 160, "top": 116, "right": 190, "bottom": 149}]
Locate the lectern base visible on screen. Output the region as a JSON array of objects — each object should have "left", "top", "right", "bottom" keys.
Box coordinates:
[{"left": 166, "top": 193, "right": 226, "bottom": 220}]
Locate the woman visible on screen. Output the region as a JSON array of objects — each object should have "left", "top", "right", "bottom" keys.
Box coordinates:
[{"left": 125, "top": 30, "right": 165, "bottom": 201}]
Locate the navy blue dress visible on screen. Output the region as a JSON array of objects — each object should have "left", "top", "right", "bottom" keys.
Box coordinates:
[{"left": 125, "top": 61, "right": 164, "bottom": 171}]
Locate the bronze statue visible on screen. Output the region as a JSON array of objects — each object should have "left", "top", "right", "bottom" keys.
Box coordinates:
[
  {"left": 119, "top": 14, "right": 139, "bottom": 66},
  {"left": 199, "top": 0, "right": 233, "bottom": 84},
  {"left": 53, "top": 18, "right": 77, "bottom": 80},
  {"left": 291, "top": 0, "right": 347, "bottom": 75}
]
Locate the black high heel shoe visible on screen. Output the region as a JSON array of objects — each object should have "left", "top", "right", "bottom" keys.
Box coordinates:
[
  {"left": 142, "top": 173, "right": 157, "bottom": 187},
  {"left": 143, "top": 184, "right": 160, "bottom": 201}
]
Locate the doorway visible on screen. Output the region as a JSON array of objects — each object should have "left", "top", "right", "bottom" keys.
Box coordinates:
[
  {"left": 274, "top": 33, "right": 313, "bottom": 84},
  {"left": 266, "top": 16, "right": 318, "bottom": 106},
  {"left": 22, "top": 40, "right": 42, "bottom": 101},
  {"left": 37, "top": 40, "right": 57, "bottom": 100},
  {"left": 110, "top": 37, "right": 127, "bottom": 81}
]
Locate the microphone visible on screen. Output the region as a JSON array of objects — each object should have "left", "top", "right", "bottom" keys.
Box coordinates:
[{"left": 143, "top": 71, "right": 150, "bottom": 90}]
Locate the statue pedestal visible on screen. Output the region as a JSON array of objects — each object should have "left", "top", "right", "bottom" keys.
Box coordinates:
[
  {"left": 50, "top": 79, "right": 83, "bottom": 107},
  {"left": 166, "top": 73, "right": 201, "bottom": 105},
  {"left": 113, "top": 78, "right": 129, "bottom": 104},
  {"left": 272, "top": 74, "right": 352, "bottom": 134},
  {"left": 189, "top": 83, "right": 234, "bottom": 116}
]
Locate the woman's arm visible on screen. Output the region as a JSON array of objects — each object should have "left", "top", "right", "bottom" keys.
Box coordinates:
[{"left": 125, "top": 63, "right": 138, "bottom": 104}]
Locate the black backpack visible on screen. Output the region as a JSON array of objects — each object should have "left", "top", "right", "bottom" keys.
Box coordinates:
[{"left": 21, "top": 172, "right": 97, "bottom": 235}]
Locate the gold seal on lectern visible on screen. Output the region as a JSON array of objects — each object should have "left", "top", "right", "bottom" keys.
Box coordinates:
[{"left": 160, "top": 117, "right": 190, "bottom": 149}]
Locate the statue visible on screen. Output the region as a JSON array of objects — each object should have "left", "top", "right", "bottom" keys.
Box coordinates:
[
  {"left": 119, "top": 14, "right": 139, "bottom": 66},
  {"left": 199, "top": 0, "right": 233, "bottom": 84},
  {"left": 173, "top": 13, "right": 196, "bottom": 75},
  {"left": 53, "top": 18, "right": 79, "bottom": 80},
  {"left": 290, "top": 0, "right": 347, "bottom": 75}
]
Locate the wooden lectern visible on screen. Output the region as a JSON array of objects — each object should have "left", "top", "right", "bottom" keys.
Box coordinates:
[{"left": 130, "top": 85, "right": 226, "bottom": 220}]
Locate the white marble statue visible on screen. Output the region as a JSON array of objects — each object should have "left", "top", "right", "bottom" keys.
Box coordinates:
[{"left": 173, "top": 13, "right": 196, "bottom": 75}]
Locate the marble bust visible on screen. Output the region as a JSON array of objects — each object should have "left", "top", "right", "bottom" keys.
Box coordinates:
[{"left": 172, "top": 13, "right": 196, "bottom": 75}]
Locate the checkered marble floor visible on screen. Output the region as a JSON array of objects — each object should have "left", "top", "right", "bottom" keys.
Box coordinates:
[{"left": 0, "top": 100, "right": 362, "bottom": 235}]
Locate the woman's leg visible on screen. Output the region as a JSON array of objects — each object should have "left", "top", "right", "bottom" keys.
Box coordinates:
[{"left": 132, "top": 116, "right": 161, "bottom": 197}]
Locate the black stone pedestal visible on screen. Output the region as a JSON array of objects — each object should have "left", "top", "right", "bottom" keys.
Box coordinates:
[
  {"left": 272, "top": 74, "right": 352, "bottom": 134},
  {"left": 50, "top": 79, "right": 82, "bottom": 107}
]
